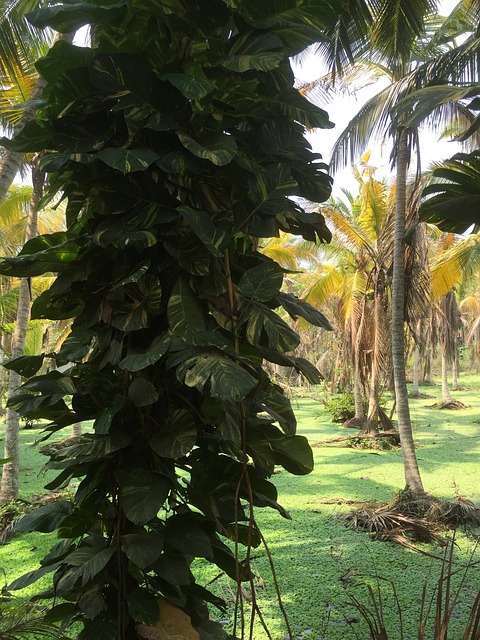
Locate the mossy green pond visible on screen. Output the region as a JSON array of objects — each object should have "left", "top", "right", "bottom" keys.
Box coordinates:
[{"left": 0, "top": 376, "right": 479, "bottom": 639}]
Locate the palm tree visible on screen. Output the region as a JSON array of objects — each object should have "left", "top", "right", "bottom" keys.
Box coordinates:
[
  {"left": 263, "top": 158, "right": 396, "bottom": 432},
  {"left": 0, "top": 1, "right": 75, "bottom": 201},
  {"left": 304, "top": 158, "right": 395, "bottom": 433},
  {"left": 303, "top": 1, "right": 480, "bottom": 495},
  {"left": 0, "top": 162, "right": 43, "bottom": 501}
]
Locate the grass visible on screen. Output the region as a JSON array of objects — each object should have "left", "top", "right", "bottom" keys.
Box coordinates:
[{"left": 0, "top": 376, "right": 479, "bottom": 639}]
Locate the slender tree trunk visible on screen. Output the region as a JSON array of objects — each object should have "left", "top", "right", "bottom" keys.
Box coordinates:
[
  {"left": 412, "top": 344, "right": 420, "bottom": 395},
  {"left": 353, "top": 355, "right": 365, "bottom": 420},
  {"left": 441, "top": 348, "right": 452, "bottom": 403},
  {"left": 423, "top": 348, "right": 432, "bottom": 383},
  {"left": 71, "top": 423, "right": 83, "bottom": 438},
  {"left": 391, "top": 129, "right": 424, "bottom": 496},
  {"left": 365, "top": 274, "right": 383, "bottom": 433},
  {"left": 452, "top": 339, "right": 459, "bottom": 390},
  {"left": 0, "top": 165, "right": 43, "bottom": 503},
  {"left": 0, "top": 33, "right": 74, "bottom": 203}
]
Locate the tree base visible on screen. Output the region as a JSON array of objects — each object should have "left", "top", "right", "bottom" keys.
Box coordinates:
[
  {"left": 429, "top": 400, "right": 470, "bottom": 410},
  {"left": 340, "top": 491, "right": 480, "bottom": 546}
]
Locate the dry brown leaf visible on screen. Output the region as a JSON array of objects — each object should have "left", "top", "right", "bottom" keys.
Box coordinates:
[{"left": 136, "top": 597, "right": 200, "bottom": 640}]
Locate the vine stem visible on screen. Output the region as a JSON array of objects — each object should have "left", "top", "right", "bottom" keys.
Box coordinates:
[
  {"left": 258, "top": 527, "right": 294, "bottom": 640},
  {"left": 223, "top": 249, "right": 287, "bottom": 640}
]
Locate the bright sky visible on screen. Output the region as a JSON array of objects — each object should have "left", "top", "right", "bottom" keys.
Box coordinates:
[{"left": 293, "top": 0, "right": 462, "bottom": 198}]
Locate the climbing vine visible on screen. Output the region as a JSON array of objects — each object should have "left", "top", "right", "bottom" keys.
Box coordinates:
[{"left": 1, "top": 0, "right": 336, "bottom": 637}]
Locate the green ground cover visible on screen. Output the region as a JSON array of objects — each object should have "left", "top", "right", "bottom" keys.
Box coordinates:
[{"left": 0, "top": 377, "right": 479, "bottom": 639}]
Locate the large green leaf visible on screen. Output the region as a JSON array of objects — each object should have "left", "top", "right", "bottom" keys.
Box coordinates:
[
  {"left": 116, "top": 469, "right": 169, "bottom": 524},
  {"left": 246, "top": 303, "right": 300, "bottom": 352},
  {"left": 127, "top": 588, "right": 159, "bottom": 625},
  {"left": 79, "top": 584, "right": 107, "bottom": 620},
  {"left": 273, "top": 434, "right": 313, "bottom": 475},
  {"left": 165, "top": 515, "right": 213, "bottom": 559},
  {"left": 15, "top": 501, "right": 73, "bottom": 533},
  {"left": 20, "top": 372, "right": 76, "bottom": 396},
  {"left": 291, "top": 356, "right": 323, "bottom": 384},
  {"left": 167, "top": 277, "right": 206, "bottom": 342},
  {"left": 277, "top": 292, "right": 333, "bottom": 330},
  {"left": 9, "top": 562, "right": 62, "bottom": 591},
  {"left": 178, "top": 132, "right": 238, "bottom": 166},
  {"left": 178, "top": 206, "right": 229, "bottom": 257},
  {"left": 0, "top": 233, "right": 81, "bottom": 277},
  {"left": 183, "top": 353, "right": 257, "bottom": 402},
  {"left": 122, "top": 532, "right": 164, "bottom": 569},
  {"left": 128, "top": 378, "right": 159, "bottom": 407},
  {"left": 36, "top": 39, "right": 95, "bottom": 84},
  {"left": 27, "top": 0, "right": 128, "bottom": 31},
  {"left": 97, "top": 148, "right": 160, "bottom": 174},
  {"left": 260, "top": 389, "right": 296, "bottom": 435},
  {"left": 420, "top": 152, "right": 480, "bottom": 233},
  {"left": 238, "top": 262, "right": 284, "bottom": 302},
  {"left": 150, "top": 409, "right": 197, "bottom": 459},
  {"left": 94, "top": 396, "right": 124, "bottom": 435},
  {"left": 2, "top": 355, "right": 44, "bottom": 377},
  {"left": 119, "top": 334, "right": 170, "bottom": 372},
  {"left": 221, "top": 52, "right": 283, "bottom": 72},
  {"left": 0, "top": 121, "right": 53, "bottom": 152},
  {"left": 160, "top": 73, "right": 215, "bottom": 99}
]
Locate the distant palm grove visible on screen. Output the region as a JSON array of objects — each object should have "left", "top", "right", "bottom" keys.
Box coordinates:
[{"left": 0, "top": 1, "right": 479, "bottom": 639}]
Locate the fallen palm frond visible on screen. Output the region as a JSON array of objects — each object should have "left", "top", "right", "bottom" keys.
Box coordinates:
[
  {"left": 340, "top": 491, "right": 480, "bottom": 547},
  {"left": 427, "top": 498, "right": 480, "bottom": 528},
  {"left": 340, "top": 505, "right": 447, "bottom": 546}
]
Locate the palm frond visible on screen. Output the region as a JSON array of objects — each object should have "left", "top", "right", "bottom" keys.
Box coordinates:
[
  {"left": 342, "top": 270, "right": 368, "bottom": 321},
  {"left": 431, "top": 233, "right": 480, "bottom": 298},
  {"left": 301, "top": 264, "right": 343, "bottom": 308},
  {"left": 320, "top": 204, "right": 375, "bottom": 256}
]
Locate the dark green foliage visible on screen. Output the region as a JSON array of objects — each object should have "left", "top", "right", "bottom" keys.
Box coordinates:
[
  {"left": 324, "top": 393, "right": 364, "bottom": 423},
  {"left": 0, "top": 0, "right": 336, "bottom": 637},
  {"left": 420, "top": 151, "right": 480, "bottom": 234}
]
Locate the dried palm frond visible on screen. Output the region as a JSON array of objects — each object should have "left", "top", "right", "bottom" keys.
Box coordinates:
[
  {"left": 427, "top": 498, "right": 480, "bottom": 528},
  {"left": 340, "top": 502, "right": 447, "bottom": 546}
]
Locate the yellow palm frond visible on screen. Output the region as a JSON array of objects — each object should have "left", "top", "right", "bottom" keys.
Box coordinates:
[
  {"left": 341, "top": 270, "right": 368, "bottom": 321},
  {"left": 320, "top": 205, "right": 374, "bottom": 257},
  {"left": 302, "top": 264, "right": 343, "bottom": 308},
  {"left": 431, "top": 234, "right": 480, "bottom": 300},
  {"left": 459, "top": 294, "right": 480, "bottom": 315},
  {"left": 358, "top": 177, "right": 388, "bottom": 242}
]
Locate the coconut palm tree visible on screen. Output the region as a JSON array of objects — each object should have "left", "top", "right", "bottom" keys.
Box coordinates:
[
  {"left": 303, "top": 0, "right": 479, "bottom": 495},
  {"left": 304, "top": 158, "right": 396, "bottom": 433},
  {"left": 0, "top": 0, "right": 75, "bottom": 201}
]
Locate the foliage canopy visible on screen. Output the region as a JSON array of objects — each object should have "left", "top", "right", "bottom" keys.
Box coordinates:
[{"left": 0, "top": 0, "right": 337, "bottom": 637}]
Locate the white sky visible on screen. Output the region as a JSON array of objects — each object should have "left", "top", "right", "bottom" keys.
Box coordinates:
[{"left": 293, "top": 0, "right": 462, "bottom": 197}]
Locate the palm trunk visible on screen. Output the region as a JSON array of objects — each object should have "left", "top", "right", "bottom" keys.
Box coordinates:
[
  {"left": 353, "top": 355, "right": 365, "bottom": 420},
  {"left": 0, "top": 166, "right": 43, "bottom": 503},
  {"left": 365, "top": 274, "right": 383, "bottom": 433},
  {"left": 452, "top": 339, "right": 459, "bottom": 390},
  {"left": 71, "top": 423, "right": 83, "bottom": 438},
  {"left": 0, "top": 33, "right": 74, "bottom": 203},
  {"left": 423, "top": 348, "right": 432, "bottom": 383},
  {"left": 391, "top": 129, "right": 424, "bottom": 496},
  {"left": 412, "top": 344, "right": 420, "bottom": 395},
  {"left": 441, "top": 348, "right": 452, "bottom": 403}
]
